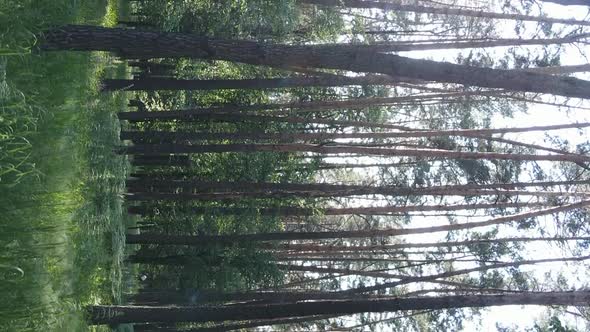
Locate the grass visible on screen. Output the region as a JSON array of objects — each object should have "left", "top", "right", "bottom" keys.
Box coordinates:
[{"left": 0, "top": 0, "right": 130, "bottom": 330}]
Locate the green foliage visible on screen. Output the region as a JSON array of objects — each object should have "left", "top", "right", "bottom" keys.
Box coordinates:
[{"left": 135, "top": 0, "right": 298, "bottom": 39}]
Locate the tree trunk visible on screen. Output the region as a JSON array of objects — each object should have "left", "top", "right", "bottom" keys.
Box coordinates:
[
  {"left": 88, "top": 291, "right": 590, "bottom": 324},
  {"left": 126, "top": 178, "right": 589, "bottom": 193},
  {"left": 299, "top": 0, "right": 590, "bottom": 26},
  {"left": 115, "top": 90, "right": 491, "bottom": 114},
  {"left": 101, "top": 74, "right": 399, "bottom": 91},
  {"left": 172, "top": 315, "right": 337, "bottom": 332},
  {"left": 266, "top": 236, "right": 590, "bottom": 252},
  {"left": 131, "top": 155, "right": 190, "bottom": 167},
  {"left": 335, "top": 256, "right": 590, "bottom": 297},
  {"left": 119, "top": 121, "right": 590, "bottom": 143},
  {"left": 129, "top": 288, "right": 372, "bottom": 305},
  {"left": 124, "top": 179, "right": 590, "bottom": 200},
  {"left": 125, "top": 200, "right": 590, "bottom": 245},
  {"left": 43, "top": 26, "right": 590, "bottom": 99},
  {"left": 126, "top": 201, "right": 553, "bottom": 217},
  {"left": 368, "top": 34, "right": 590, "bottom": 52},
  {"left": 117, "top": 111, "right": 413, "bottom": 131},
  {"left": 539, "top": 0, "right": 590, "bottom": 6},
  {"left": 127, "top": 201, "right": 549, "bottom": 215},
  {"left": 119, "top": 143, "right": 590, "bottom": 164},
  {"left": 278, "top": 255, "right": 590, "bottom": 290},
  {"left": 523, "top": 63, "right": 590, "bottom": 75}
]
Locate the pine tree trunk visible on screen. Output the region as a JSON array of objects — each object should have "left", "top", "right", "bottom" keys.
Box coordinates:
[
  {"left": 43, "top": 26, "right": 590, "bottom": 99},
  {"left": 88, "top": 291, "right": 590, "bottom": 324},
  {"left": 117, "top": 111, "right": 412, "bottom": 130},
  {"left": 524, "top": 63, "right": 590, "bottom": 75},
  {"left": 126, "top": 201, "right": 553, "bottom": 217},
  {"left": 336, "top": 255, "right": 590, "bottom": 297},
  {"left": 119, "top": 143, "right": 590, "bottom": 164},
  {"left": 279, "top": 255, "right": 590, "bottom": 286},
  {"left": 267, "top": 236, "right": 590, "bottom": 252},
  {"left": 120, "top": 121, "right": 590, "bottom": 143},
  {"left": 115, "top": 90, "right": 487, "bottom": 114},
  {"left": 298, "top": 0, "right": 590, "bottom": 26},
  {"left": 131, "top": 155, "right": 190, "bottom": 167},
  {"left": 128, "top": 178, "right": 588, "bottom": 193},
  {"left": 539, "top": 0, "right": 590, "bottom": 6},
  {"left": 181, "top": 315, "right": 336, "bottom": 332},
  {"left": 124, "top": 178, "right": 590, "bottom": 200},
  {"left": 368, "top": 34, "right": 590, "bottom": 52},
  {"left": 126, "top": 201, "right": 548, "bottom": 215},
  {"left": 101, "top": 75, "right": 397, "bottom": 91}
]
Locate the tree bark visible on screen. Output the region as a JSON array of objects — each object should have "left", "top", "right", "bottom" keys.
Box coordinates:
[
  {"left": 334, "top": 255, "right": 590, "bottom": 297},
  {"left": 169, "top": 315, "right": 336, "bottom": 332},
  {"left": 124, "top": 179, "right": 590, "bottom": 200},
  {"left": 278, "top": 255, "right": 590, "bottom": 291},
  {"left": 119, "top": 143, "right": 590, "bottom": 164},
  {"left": 117, "top": 111, "right": 413, "bottom": 130},
  {"left": 127, "top": 201, "right": 549, "bottom": 216},
  {"left": 119, "top": 121, "right": 590, "bottom": 143},
  {"left": 43, "top": 26, "right": 590, "bottom": 99},
  {"left": 126, "top": 199, "right": 557, "bottom": 217},
  {"left": 116, "top": 90, "right": 493, "bottom": 114},
  {"left": 539, "top": 0, "right": 590, "bottom": 6},
  {"left": 101, "top": 74, "right": 398, "bottom": 91},
  {"left": 126, "top": 178, "right": 589, "bottom": 193},
  {"left": 265, "top": 236, "right": 590, "bottom": 252},
  {"left": 131, "top": 155, "right": 190, "bottom": 167},
  {"left": 523, "top": 63, "right": 590, "bottom": 75},
  {"left": 299, "top": 0, "right": 590, "bottom": 26},
  {"left": 88, "top": 291, "right": 590, "bottom": 324}
]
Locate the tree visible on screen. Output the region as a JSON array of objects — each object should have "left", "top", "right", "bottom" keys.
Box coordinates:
[
  {"left": 120, "top": 122, "right": 590, "bottom": 142},
  {"left": 101, "top": 75, "right": 399, "bottom": 91},
  {"left": 43, "top": 25, "right": 590, "bottom": 98},
  {"left": 120, "top": 143, "right": 590, "bottom": 164},
  {"left": 88, "top": 291, "right": 590, "bottom": 325},
  {"left": 298, "top": 0, "right": 590, "bottom": 26},
  {"left": 125, "top": 178, "right": 590, "bottom": 200},
  {"left": 539, "top": 0, "right": 590, "bottom": 6}
]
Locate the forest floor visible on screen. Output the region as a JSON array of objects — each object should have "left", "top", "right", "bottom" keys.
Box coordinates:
[{"left": 0, "top": 0, "right": 132, "bottom": 330}]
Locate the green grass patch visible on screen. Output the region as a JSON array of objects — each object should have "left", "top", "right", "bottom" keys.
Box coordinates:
[{"left": 0, "top": 0, "right": 129, "bottom": 330}]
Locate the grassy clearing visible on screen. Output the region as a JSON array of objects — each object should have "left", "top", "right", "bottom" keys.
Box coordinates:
[{"left": 0, "top": 0, "right": 129, "bottom": 330}]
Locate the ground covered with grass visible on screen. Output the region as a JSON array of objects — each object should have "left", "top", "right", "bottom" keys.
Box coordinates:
[{"left": 0, "top": 0, "right": 130, "bottom": 330}]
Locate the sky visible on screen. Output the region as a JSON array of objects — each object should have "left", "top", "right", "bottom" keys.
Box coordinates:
[
  {"left": 323, "top": 1, "right": 590, "bottom": 330},
  {"left": 405, "top": 2, "right": 590, "bottom": 330}
]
